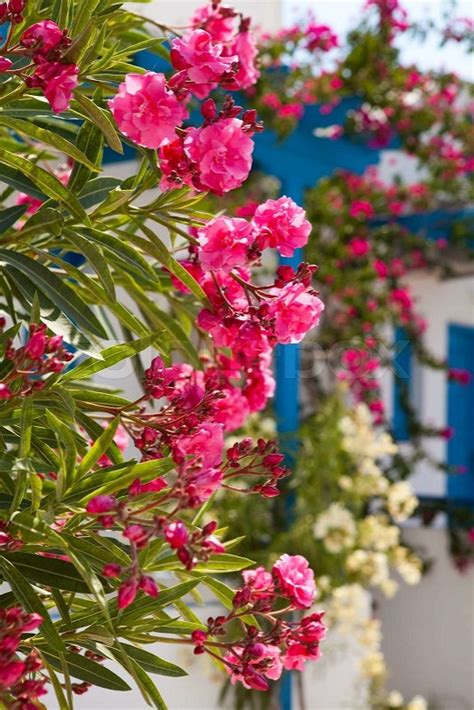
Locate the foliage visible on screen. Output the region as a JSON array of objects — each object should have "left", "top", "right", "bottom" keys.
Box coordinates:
[{"left": 0, "top": 0, "right": 329, "bottom": 707}]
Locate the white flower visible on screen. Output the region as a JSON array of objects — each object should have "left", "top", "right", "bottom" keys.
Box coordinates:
[
  {"left": 326, "top": 583, "right": 367, "bottom": 629},
  {"left": 358, "top": 515, "right": 400, "bottom": 551},
  {"left": 387, "top": 690, "right": 404, "bottom": 707},
  {"left": 406, "top": 696, "right": 428, "bottom": 710},
  {"left": 387, "top": 481, "right": 418, "bottom": 522},
  {"left": 360, "top": 650, "right": 386, "bottom": 678},
  {"left": 314, "top": 503, "right": 357, "bottom": 553},
  {"left": 346, "top": 550, "right": 390, "bottom": 587}
]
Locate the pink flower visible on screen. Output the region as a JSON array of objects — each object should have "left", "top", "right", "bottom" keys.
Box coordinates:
[
  {"left": 231, "top": 31, "right": 259, "bottom": 89},
  {"left": 243, "top": 365, "right": 275, "bottom": 412},
  {"left": 86, "top": 495, "right": 117, "bottom": 514},
  {"left": 349, "top": 200, "right": 375, "bottom": 219},
  {"left": 139, "top": 575, "right": 159, "bottom": 598},
  {"left": 225, "top": 645, "right": 282, "bottom": 690},
  {"left": 242, "top": 566, "right": 275, "bottom": 601},
  {"left": 0, "top": 384, "right": 12, "bottom": 400},
  {"left": 198, "top": 216, "right": 254, "bottom": 271},
  {"left": 0, "top": 57, "right": 12, "bottom": 72},
  {"left": 171, "top": 29, "right": 236, "bottom": 98},
  {"left": 118, "top": 579, "right": 138, "bottom": 609},
  {"left": 348, "top": 237, "right": 371, "bottom": 258},
  {"left": 175, "top": 422, "right": 224, "bottom": 470},
  {"left": 29, "top": 61, "right": 79, "bottom": 113},
  {"left": 253, "top": 196, "right": 311, "bottom": 257},
  {"left": 108, "top": 72, "right": 188, "bottom": 149},
  {"left": 272, "top": 554, "right": 317, "bottom": 609},
  {"left": 0, "top": 660, "right": 26, "bottom": 688},
  {"left": 165, "top": 521, "right": 189, "bottom": 549},
  {"left": 191, "top": 2, "right": 236, "bottom": 42},
  {"left": 373, "top": 258, "right": 388, "bottom": 278},
  {"left": 212, "top": 385, "right": 250, "bottom": 431},
  {"left": 184, "top": 118, "right": 254, "bottom": 194},
  {"left": 20, "top": 20, "right": 66, "bottom": 55},
  {"left": 267, "top": 282, "right": 324, "bottom": 344},
  {"left": 187, "top": 467, "right": 223, "bottom": 503}
]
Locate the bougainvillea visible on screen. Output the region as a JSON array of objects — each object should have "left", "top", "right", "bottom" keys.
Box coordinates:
[{"left": 0, "top": 0, "right": 330, "bottom": 706}]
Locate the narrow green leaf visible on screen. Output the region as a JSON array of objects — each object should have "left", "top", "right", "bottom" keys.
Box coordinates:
[
  {"left": 74, "top": 92, "right": 123, "bottom": 153},
  {"left": 60, "top": 334, "right": 160, "bottom": 383},
  {"left": 0, "top": 149, "right": 88, "bottom": 222},
  {"left": 63, "top": 229, "right": 116, "bottom": 301},
  {"left": 1, "top": 552, "right": 92, "bottom": 593},
  {"left": 0, "top": 555, "right": 65, "bottom": 650},
  {"left": 75, "top": 416, "right": 120, "bottom": 478},
  {"left": 0, "top": 116, "right": 99, "bottom": 171},
  {"left": 41, "top": 649, "right": 131, "bottom": 691},
  {"left": 0, "top": 204, "right": 27, "bottom": 233},
  {"left": 115, "top": 644, "right": 186, "bottom": 678},
  {"left": 118, "top": 656, "right": 168, "bottom": 709},
  {"left": 0, "top": 250, "right": 107, "bottom": 339}
]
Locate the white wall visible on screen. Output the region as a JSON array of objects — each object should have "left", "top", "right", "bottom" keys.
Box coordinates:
[
  {"left": 127, "top": 1, "right": 282, "bottom": 33},
  {"left": 379, "top": 527, "right": 474, "bottom": 710}
]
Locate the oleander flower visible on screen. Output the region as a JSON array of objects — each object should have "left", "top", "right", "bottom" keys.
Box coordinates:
[
  {"left": 108, "top": 72, "right": 188, "bottom": 149},
  {"left": 252, "top": 196, "right": 312, "bottom": 257},
  {"left": 267, "top": 282, "right": 324, "bottom": 344},
  {"left": 20, "top": 20, "right": 66, "bottom": 55},
  {"left": 29, "top": 61, "right": 79, "bottom": 113},
  {"left": 272, "top": 554, "right": 316, "bottom": 609},
  {"left": 183, "top": 118, "right": 254, "bottom": 194},
  {"left": 387, "top": 480, "right": 418, "bottom": 522},
  {"left": 170, "top": 29, "right": 237, "bottom": 98},
  {"left": 230, "top": 31, "right": 260, "bottom": 89},
  {"left": 313, "top": 503, "right": 357, "bottom": 553},
  {"left": 197, "top": 216, "right": 254, "bottom": 271}
]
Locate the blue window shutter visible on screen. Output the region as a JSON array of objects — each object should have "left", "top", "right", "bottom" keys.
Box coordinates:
[
  {"left": 447, "top": 324, "right": 474, "bottom": 502},
  {"left": 392, "top": 327, "right": 412, "bottom": 441}
]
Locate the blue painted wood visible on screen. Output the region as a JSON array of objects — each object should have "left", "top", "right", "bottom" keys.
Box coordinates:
[
  {"left": 392, "top": 326, "right": 412, "bottom": 441},
  {"left": 371, "top": 208, "right": 474, "bottom": 244},
  {"left": 447, "top": 324, "right": 474, "bottom": 501}
]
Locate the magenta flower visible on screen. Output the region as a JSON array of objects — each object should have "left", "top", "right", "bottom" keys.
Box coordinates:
[
  {"left": 230, "top": 31, "right": 260, "bottom": 89},
  {"left": 272, "top": 554, "right": 317, "bottom": 609},
  {"left": 184, "top": 118, "right": 254, "bottom": 194},
  {"left": 171, "top": 29, "right": 237, "bottom": 98},
  {"left": 117, "top": 579, "right": 139, "bottom": 609},
  {"left": 20, "top": 20, "right": 66, "bottom": 55},
  {"left": 85, "top": 495, "right": 117, "bottom": 514},
  {"left": 29, "top": 61, "right": 79, "bottom": 113},
  {"left": 108, "top": 72, "right": 188, "bottom": 149},
  {"left": 267, "top": 282, "right": 324, "bottom": 344},
  {"left": 253, "top": 196, "right": 312, "bottom": 257},
  {"left": 197, "top": 216, "right": 254, "bottom": 271}
]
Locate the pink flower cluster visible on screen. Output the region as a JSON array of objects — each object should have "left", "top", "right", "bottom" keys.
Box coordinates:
[
  {"left": 11, "top": 19, "right": 79, "bottom": 112},
  {"left": 187, "top": 555, "right": 324, "bottom": 691},
  {"left": 0, "top": 606, "right": 46, "bottom": 707},
  {"left": 108, "top": 2, "right": 261, "bottom": 195},
  {"left": 0, "top": 321, "right": 73, "bottom": 400}
]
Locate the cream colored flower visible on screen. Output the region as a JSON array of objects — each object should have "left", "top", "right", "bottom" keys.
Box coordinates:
[
  {"left": 358, "top": 618, "right": 382, "bottom": 649},
  {"left": 360, "top": 650, "right": 386, "bottom": 679},
  {"left": 314, "top": 503, "right": 357, "bottom": 553},
  {"left": 387, "top": 481, "right": 418, "bottom": 522},
  {"left": 391, "top": 546, "right": 422, "bottom": 585},
  {"left": 406, "top": 696, "right": 428, "bottom": 710},
  {"left": 346, "top": 549, "right": 390, "bottom": 587},
  {"left": 326, "top": 583, "right": 368, "bottom": 629},
  {"left": 387, "top": 690, "right": 404, "bottom": 707},
  {"left": 358, "top": 515, "right": 400, "bottom": 551}
]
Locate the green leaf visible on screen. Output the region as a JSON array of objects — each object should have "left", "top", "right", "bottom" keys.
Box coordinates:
[
  {"left": 74, "top": 92, "right": 123, "bottom": 153},
  {"left": 0, "top": 116, "right": 100, "bottom": 172},
  {"left": 118, "top": 656, "right": 168, "bottom": 709},
  {"left": 0, "top": 149, "right": 88, "bottom": 223},
  {"left": 63, "top": 457, "right": 174, "bottom": 504},
  {"left": 115, "top": 644, "right": 186, "bottom": 678},
  {"left": 75, "top": 416, "right": 120, "bottom": 478},
  {"left": 78, "top": 177, "right": 123, "bottom": 208},
  {"left": 63, "top": 229, "right": 116, "bottom": 300},
  {"left": 60, "top": 334, "right": 160, "bottom": 383},
  {"left": 0, "top": 555, "right": 65, "bottom": 650},
  {"left": 68, "top": 120, "right": 103, "bottom": 193},
  {"left": 138, "top": 223, "right": 208, "bottom": 304},
  {"left": 0, "top": 250, "right": 107, "bottom": 339},
  {"left": 41, "top": 649, "right": 131, "bottom": 691},
  {"left": 1, "top": 552, "right": 93, "bottom": 593},
  {"left": 0, "top": 204, "right": 27, "bottom": 233}
]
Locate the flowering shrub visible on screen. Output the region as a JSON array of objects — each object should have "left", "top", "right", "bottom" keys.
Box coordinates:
[{"left": 0, "top": 0, "right": 329, "bottom": 705}]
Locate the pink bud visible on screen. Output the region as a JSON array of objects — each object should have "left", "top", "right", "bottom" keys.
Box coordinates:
[
  {"left": 201, "top": 98, "right": 217, "bottom": 121},
  {"left": 0, "top": 660, "right": 25, "bottom": 687},
  {"left": 164, "top": 521, "right": 188, "bottom": 549},
  {"left": 85, "top": 495, "right": 117, "bottom": 514},
  {"left": 123, "top": 524, "right": 148, "bottom": 547},
  {"left": 191, "top": 629, "right": 208, "bottom": 645},
  {"left": 0, "top": 384, "right": 12, "bottom": 400},
  {"left": 202, "top": 535, "right": 225, "bottom": 553},
  {"left": 24, "top": 331, "right": 47, "bottom": 359},
  {"left": 118, "top": 579, "right": 138, "bottom": 609},
  {"left": 21, "top": 612, "right": 43, "bottom": 632},
  {"left": 139, "top": 575, "right": 159, "bottom": 598},
  {"left": 102, "top": 564, "right": 121, "bottom": 578},
  {"left": 0, "top": 57, "right": 12, "bottom": 72}
]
